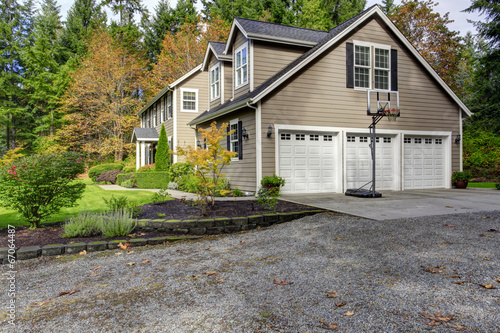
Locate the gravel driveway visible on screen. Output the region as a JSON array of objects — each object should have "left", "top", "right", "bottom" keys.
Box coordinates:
[{"left": 1, "top": 211, "right": 499, "bottom": 332}]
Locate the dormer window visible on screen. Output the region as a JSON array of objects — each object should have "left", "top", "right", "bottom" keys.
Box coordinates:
[
  {"left": 210, "top": 63, "right": 220, "bottom": 100},
  {"left": 235, "top": 43, "right": 248, "bottom": 88}
]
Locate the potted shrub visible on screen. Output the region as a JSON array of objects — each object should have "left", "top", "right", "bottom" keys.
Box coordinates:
[
  {"left": 451, "top": 171, "right": 472, "bottom": 189},
  {"left": 261, "top": 174, "right": 285, "bottom": 195}
]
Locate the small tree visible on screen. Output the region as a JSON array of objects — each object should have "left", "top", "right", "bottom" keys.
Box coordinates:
[
  {"left": 175, "top": 121, "right": 237, "bottom": 207},
  {"left": 155, "top": 124, "right": 170, "bottom": 171},
  {"left": 0, "top": 152, "right": 86, "bottom": 228}
]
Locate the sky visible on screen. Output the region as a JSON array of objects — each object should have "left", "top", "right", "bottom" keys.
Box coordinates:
[{"left": 56, "top": 0, "right": 484, "bottom": 37}]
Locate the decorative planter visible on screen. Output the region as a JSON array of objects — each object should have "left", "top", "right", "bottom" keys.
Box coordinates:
[{"left": 455, "top": 180, "right": 468, "bottom": 189}]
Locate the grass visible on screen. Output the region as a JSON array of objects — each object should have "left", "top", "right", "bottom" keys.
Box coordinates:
[
  {"left": 0, "top": 178, "right": 169, "bottom": 229},
  {"left": 468, "top": 182, "right": 499, "bottom": 188}
]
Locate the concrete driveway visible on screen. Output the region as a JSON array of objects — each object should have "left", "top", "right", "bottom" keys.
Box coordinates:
[{"left": 281, "top": 188, "right": 500, "bottom": 220}]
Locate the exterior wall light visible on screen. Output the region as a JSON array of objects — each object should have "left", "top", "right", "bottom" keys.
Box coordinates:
[
  {"left": 267, "top": 125, "right": 273, "bottom": 138},
  {"left": 242, "top": 128, "right": 249, "bottom": 140},
  {"left": 455, "top": 134, "right": 461, "bottom": 144}
]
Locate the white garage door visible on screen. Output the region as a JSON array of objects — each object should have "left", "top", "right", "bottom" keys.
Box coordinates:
[
  {"left": 346, "top": 134, "right": 395, "bottom": 190},
  {"left": 279, "top": 132, "right": 337, "bottom": 193},
  {"left": 404, "top": 136, "right": 445, "bottom": 189}
]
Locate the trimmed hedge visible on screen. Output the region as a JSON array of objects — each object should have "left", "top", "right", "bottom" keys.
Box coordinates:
[
  {"left": 135, "top": 171, "right": 170, "bottom": 189},
  {"left": 117, "top": 173, "right": 136, "bottom": 185},
  {"left": 96, "top": 170, "right": 126, "bottom": 184},
  {"left": 89, "top": 163, "right": 124, "bottom": 182}
]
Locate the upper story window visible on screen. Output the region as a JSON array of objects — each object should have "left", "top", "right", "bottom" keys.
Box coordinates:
[
  {"left": 146, "top": 110, "right": 151, "bottom": 128},
  {"left": 235, "top": 43, "right": 248, "bottom": 88},
  {"left": 210, "top": 63, "right": 220, "bottom": 100},
  {"left": 350, "top": 41, "right": 393, "bottom": 91},
  {"left": 181, "top": 88, "right": 198, "bottom": 113},
  {"left": 167, "top": 92, "right": 172, "bottom": 119},
  {"left": 160, "top": 96, "right": 165, "bottom": 123},
  {"left": 153, "top": 104, "right": 157, "bottom": 127}
]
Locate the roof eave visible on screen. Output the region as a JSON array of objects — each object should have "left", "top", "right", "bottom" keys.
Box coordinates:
[
  {"left": 224, "top": 19, "right": 248, "bottom": 55},
  {"left": 247, "top": 33, "right": 318, "bottom": 47},
  {"left": 189, "top": 99, "right": 250, "bottom": 126}
]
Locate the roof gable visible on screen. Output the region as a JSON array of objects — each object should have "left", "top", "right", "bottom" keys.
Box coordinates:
[
  {"left": 131, "top": 127, "right": 159, "bottom": 142},
  {"left": 202, "top": 42, "right": 231, "bottom": 71}
]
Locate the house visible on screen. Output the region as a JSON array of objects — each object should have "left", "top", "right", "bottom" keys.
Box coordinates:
[
  {"left": 135, "top": 4, "right": 472, "bottom": 195},
  {"left": 132, "top": 64, "right": 208, "bottom": 169}
]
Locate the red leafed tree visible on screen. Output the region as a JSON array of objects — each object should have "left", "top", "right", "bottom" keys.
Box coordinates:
[
  {"left": 389, "top": 0, "right": 462, "bottom": 91},
  {"left": 144, "top": 16, "right": 231, "bottom": 96},
  {"left": 61, "top": 29, "right": 146, "bottom": 161}
]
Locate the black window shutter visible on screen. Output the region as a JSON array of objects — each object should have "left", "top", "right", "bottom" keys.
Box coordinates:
[
  {"left": 346, "top": 42, "right": 354, "bottom": 88},
  {"left": 391, "top": 49, "right": 398, "bottom": 91},
  {"left": 238, "top": 121, "right": 243, "bottom": 160},
  {"left": 227, "top": 126, "right": 230, "bottom": 151}
]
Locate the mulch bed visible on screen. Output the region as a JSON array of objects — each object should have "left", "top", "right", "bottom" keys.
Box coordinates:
[{"left": 0, "top": 199, "right": 316, "bottom": 248}]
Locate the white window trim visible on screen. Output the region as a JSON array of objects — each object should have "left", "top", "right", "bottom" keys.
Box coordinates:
[
  {"left": 210, "top": 63, "right": 220, "bottom": 101},
  {"left": 160, "top": 97, "right": 165, "bottom": 123},
  {"left": 234, "top": 42, "right": 248, "bottom": 89},
  {"left": 153, "top": 104, "right": 157, "bottom": 127},
  {"left": 353, "top": 40, "right": 391, "bottom": 91},
  {"left": 180, "top": 88, "right": 198, "bottom": 113},
  {"left": 229, "top": 118, "right": 239, "bottom": 161},
  {"left": 167, "top": 92, "right": 172, "bottom": 119}
]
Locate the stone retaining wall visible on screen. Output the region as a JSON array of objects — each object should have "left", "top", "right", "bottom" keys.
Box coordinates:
[{"left": 1, "top": 210, "right": 324, "bottom": 264}]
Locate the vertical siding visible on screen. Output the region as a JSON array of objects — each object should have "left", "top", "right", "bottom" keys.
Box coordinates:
[
  {"left": 198, "top": 108, "right": 256, "bottom": 193},
  {"left": 233, "top": 31, "right": 250, "bottom": 100},
  {"left": 260, "top": 17, "right": 461, "bottom": 176},
  {"left": 253, "top": 41, "right": 308, "bottom": 88},
  {"left": 175, "top": 70, "right": 209, "bottom": 152}
]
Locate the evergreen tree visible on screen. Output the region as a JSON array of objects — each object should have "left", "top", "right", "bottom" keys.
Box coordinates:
[
  {"left": 60, "top": 0, "right": 107, "bottom": 59},
  {"left": 381, "top": 0, "right": 395, "bottom": 15},
  {"left": 155, "top": 123, "right": 170, "bottom": 171}
]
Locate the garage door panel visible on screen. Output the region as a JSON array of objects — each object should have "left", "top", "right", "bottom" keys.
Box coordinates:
[{"left": 404, "top": 136, "right": 445, "bottom": 189}]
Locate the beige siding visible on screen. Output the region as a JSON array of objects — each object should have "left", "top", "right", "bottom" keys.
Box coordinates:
[
  {"left": 154, "top": 94, "right": 174, "bottom": 140},
  {"left": 198, "top": 108, "right": 256, "bottom": 193},
  {"left": 261, "top": 17, "right": 461, "bottom": 177},
  {"left": 175, "top": 70, "right": 209, "bottom": 153},
  {"left": 208, "top": 55, "right": 221, "bottom": 110},
  {"left": 233, "top": 31, "right": 250, "bottom": 100},
  {"left": 253, "top": 41, "right": 308, "bottom": 88}
]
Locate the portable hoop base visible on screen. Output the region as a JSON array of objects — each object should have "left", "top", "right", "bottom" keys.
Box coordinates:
[{"left": 345, "top": 188, "right": 382, "bottom": 198}]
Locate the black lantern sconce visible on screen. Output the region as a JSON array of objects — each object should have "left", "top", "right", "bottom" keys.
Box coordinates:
[
  {"left": 242, "top": 128, "right": 249, "bottom": 140},
  {"left": 267, "top": 125, "right": 273, "bottom": 138},
  {"left": 197, "top": 140, "right": 202, "bottom": 148},
  {"left": 454, "top": 134, "right": 461, "bottom": 144}
]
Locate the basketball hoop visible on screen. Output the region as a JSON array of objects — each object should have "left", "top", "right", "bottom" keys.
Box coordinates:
[{"left": 384, "top": 108, "right": 400, "bottom": 121}]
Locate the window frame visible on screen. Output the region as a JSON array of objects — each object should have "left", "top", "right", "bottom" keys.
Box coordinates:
[
  {"left": 229, "top": 119, "right": 239, "bottom": 160},
  {"left": 167, "top": 91, "right": 172, "bottom": 119},
  {"left": 210, "top": 63, "right": 220, "bottom": 101},
  {"left": 180, "top": 88, "right": 198, "bottom": 113},
  {"left": 353, "top": 41, "right": 391, "bottom": 91},
  {"left": 235, "top": 42, "right": 248, "bottom": 89}
]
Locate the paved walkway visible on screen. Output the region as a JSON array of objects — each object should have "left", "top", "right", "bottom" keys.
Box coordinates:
[
  {"left": 98, "top": 184, "right": 254, "bottom": 201},
  {"left": 281, "top": 188, "right": 500, "bottom": 220}
]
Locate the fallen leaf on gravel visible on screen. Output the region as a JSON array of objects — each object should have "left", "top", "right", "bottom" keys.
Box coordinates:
[
  {"left": 273, "top": 277, "right": 293, "bottom": 285},
  {"left": 216, "top": 278, "right": 225, "bottom": 283},
  {"left": 445, "top": 206, "right": 453, "bottom": 208},
  {"left": 118, "top": 242, "right": 130, "bottom": 250},
  {"left": 481, "top": 216, "right": 490, "bottom": 218},
  {"left": 59, "top": 290, "right": 79, "bottom": 297},
  {"left": 345, "top": 311, "right": 354, "bottom": 316},
  {"left": 126, "top": 251, "right": 135, "bottom": 255},
  {"left": 452, "top": 275, "right": 460, "bottom": 278},
  {"left": 336, "top": 302, "right": 346, "bottom": 307},
  {"left": 327, "top": 290, "right": 338, "bottom": 298},
  {"left": 205, "top": 271, "right": 218, "bottom": 276},
  {"left": 444, "top": 224, "right": 456, "bottom": 227},
  {"left": 88, "top": 273, "right": 100, "bottom": 277},
  {"left": 115, "top": 252, "right": 123, "bottom": 255},
  {"left": 496, "top": 279, "right": 500, "bottom": 283},
  {"left": 420, "top": 311, "right": 454, "bottom": 326},
  {"left": 423, "top": 266, "right": 443, "bottom": 274},
  {"left": 141, "top": 259, "right": 151, "bottom": 264},
  {"left": 487, "top": 229, "right": 499, "bottom": 233},
  {"left": 79, "top": 250, "right": 87, "bottom": 255},
  {"left": 480, "top": 284, "right": 497, "bottom": 289},
  {"left": 240, "top": 241, "right": 246, "bottom": 243},
  {"left": 319, "top": 320, "right": 338, "bottom": 330},
  {"left": 447, "top": 323, "right": 466, "bottom": 330},
  {"left": 483, "top": 258, "right": 493, "bottom": 261},
  {"left": 453, "top": 281, "right": 462, "bottom": 285},
  {"left": 335, "top": 237, "right": 343, "bottom": 240},
  {"left": 93, "top": 266, "right": 101, "bottom": 270},
  {"left": 126, "top": 262, "right": 135, "bottom": 266}
]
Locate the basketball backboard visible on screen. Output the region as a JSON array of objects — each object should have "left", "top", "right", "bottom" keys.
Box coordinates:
[{"left": 367, "top": 90, "right": 400, "bottom": 117}]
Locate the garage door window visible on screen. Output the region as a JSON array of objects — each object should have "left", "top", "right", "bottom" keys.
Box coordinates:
[
  {"left": 310, "top": 135, "right": 319, "bottom": 141},
  {"left": 296, "top": 134, "right": 305, "bottom": 141},
  {"left": 281, "top": 133, "right": 291, "bottom": 140},
  {"left": 324, "top": 135, "right": 333, "bottom": 141},
  {"left": 435, "top": 138, "right": 442, "bottom": 144}
]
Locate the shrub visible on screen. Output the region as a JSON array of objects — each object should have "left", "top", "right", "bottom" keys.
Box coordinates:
[
  {"left": 137, "top": 164, "right": 155, "bottom": 172},
  {"left": 451, "top": 171, "right": 472, "bottom": 184},
  {"left": 123, "top": 165, "right": 135, "bottom": 173},
  {"left": 496, "top": 183, "right": 500, "bottom": 190},
  {"left": 232, "top": 188, "right": 244, "bottom": 197},
  {"left": 117, "top": 173, "right": 136, "bottom": 186},
  {"left": 178, "top": 174, "right": 200, "bottom": 192},
  {"left": 257, "top": 175, "right": 286, "bottom": 212},
  {"left": 155, "top": 124, "right": 170, "bottom": 171},
  {"left": 96, "top": 170, "right": 126, "bottom": 184},
  {"left": 103, "top": 195, "right": 130, "bottom": 211},
  {"left": 170, "top": 162, "right": 193, "bottom": 180},
  {"left": 0, "top": 152, "right": 86, "bottom": 228},
  {"left": 88, "top": 163, "right": 124, "bottom": 182},
  {"left": 152, "top": 188, "right": 170, "bottom": 202},
  {"left": 135, "top": 171, "right": 170, "bottom": 189},
  {"left": 167, "top": 181, "right": 178, "bottom": 190},
  {"left": 215, "top": 177, "right": 230, "bottom": 197},
  {"left": 63, "top": 213, "right": 102, "bottom": 237},
  {"left": 121, "top": 179, "right": 135, "bottom": 188},
  {"left": 96, "top": 208, "right": 136, "bottom": 238}
]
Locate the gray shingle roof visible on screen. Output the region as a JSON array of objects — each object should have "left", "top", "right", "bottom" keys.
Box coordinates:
[
  {"left": 190, "top": 6, "right": 377, "bottom": 125},
  {"left": 209, "top": 41, "right": 226, "bottom": 57},
  {"left": 132, "top": 127, "right": 159, "bottom": 141},
  {"left": 235, "top": 17, "right": 329, "bottom": 44}
]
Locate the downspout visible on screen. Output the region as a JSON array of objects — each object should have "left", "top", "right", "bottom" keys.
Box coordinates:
[{"left": 247, "top": 101, "right": 261, "bottom": 196}]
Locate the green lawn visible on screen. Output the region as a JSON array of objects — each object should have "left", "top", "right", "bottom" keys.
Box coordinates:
[
  {"left": 468, "top": 182, "right": 499, "bottom": 189},
  {"left": 0, "top": 179, "right": 164, "bottom": 229}
]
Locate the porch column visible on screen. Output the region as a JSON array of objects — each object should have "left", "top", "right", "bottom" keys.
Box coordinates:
[
  {"left": 141, "top": 142, "right": 146, "bottom": 167},
  {"left": 136, "top": 141, "right": 140, "bottom": 170}
]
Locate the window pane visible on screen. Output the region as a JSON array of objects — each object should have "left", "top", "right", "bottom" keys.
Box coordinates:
[
  {"left": 236, "top": 53, "right": 241, "bottom": 67},
  {"left": 355, "top": 67, "right": 370, "bottom": 88},
  {"left": 374, "top": 69, "right": 389, "bottom": 90},
  {"left": 183, "top": 101, "right": 195, "bottom": 110},
  {"left": 215, "top": 67, "right": 219, "bottom": 81},
  {"left": 242, "top": 65, "right": 247, "bottom": 83},
  {"left": 375, "top": 48, "right": 389, "bottom": 68},
  {"left": 184, "top": 91, "right": 195, "bottom": 101},
  {"left": 237, "top": 68, "right": 241, "bottom": 86},
  {"left": 355, "top": 45, "right": 370, "bottom": 66},
  {"left": 241, "top": 47, "right": 247, "bottom": 65},
  {"left": 230, "top": 123, "right": 238, "bottom": 141}
]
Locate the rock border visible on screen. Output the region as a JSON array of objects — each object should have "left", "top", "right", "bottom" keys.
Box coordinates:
[{"left": 1, "top": 210, "right": 324, "bottom": 264}]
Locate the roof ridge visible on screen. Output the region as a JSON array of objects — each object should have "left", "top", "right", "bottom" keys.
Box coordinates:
[{"left": 234, "top": 16, "right": 329, "bottom": 34}]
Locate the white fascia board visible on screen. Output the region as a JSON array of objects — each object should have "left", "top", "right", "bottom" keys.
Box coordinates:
[
  {"left": 169, "top": 64, "right": 203, "bottom": 88},
  {"left": 135, "top": 137, "right": 159, "bottom": 142},
  {"left": 249, "top": 5, "right": 473, "bottom": 117},
  {"left": 137, "top": 85, "right": 170, "bottom": 116},
  {"left": 188, "top": 100, "right": 250, "bottom": 126},
  {"left": 202, "top": 45, "right": 215, "bottom": 71},
  {"left": 247, "top": 34, "right": 317, "bottom": 47},
  {"left": 224, "top": 19, "right": 248, "bottom": 55}
]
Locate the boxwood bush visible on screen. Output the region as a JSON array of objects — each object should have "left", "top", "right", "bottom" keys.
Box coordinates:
[
  {"left": 117, "top": 173, "right": 136, "bottom": 186},
  {"left": 135, "top": 171, "right": 170, "bottom": 189},
  {"left": 88, "top": 163, "right": 124, "bottom": 182}
]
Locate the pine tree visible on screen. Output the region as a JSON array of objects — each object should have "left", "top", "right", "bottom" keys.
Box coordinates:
[
  {"left": 381, "top": 0, "right": 395, "bottom": 15},
  {"left": 155, "top": 123, "right": 170, "bottom": 171}
]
